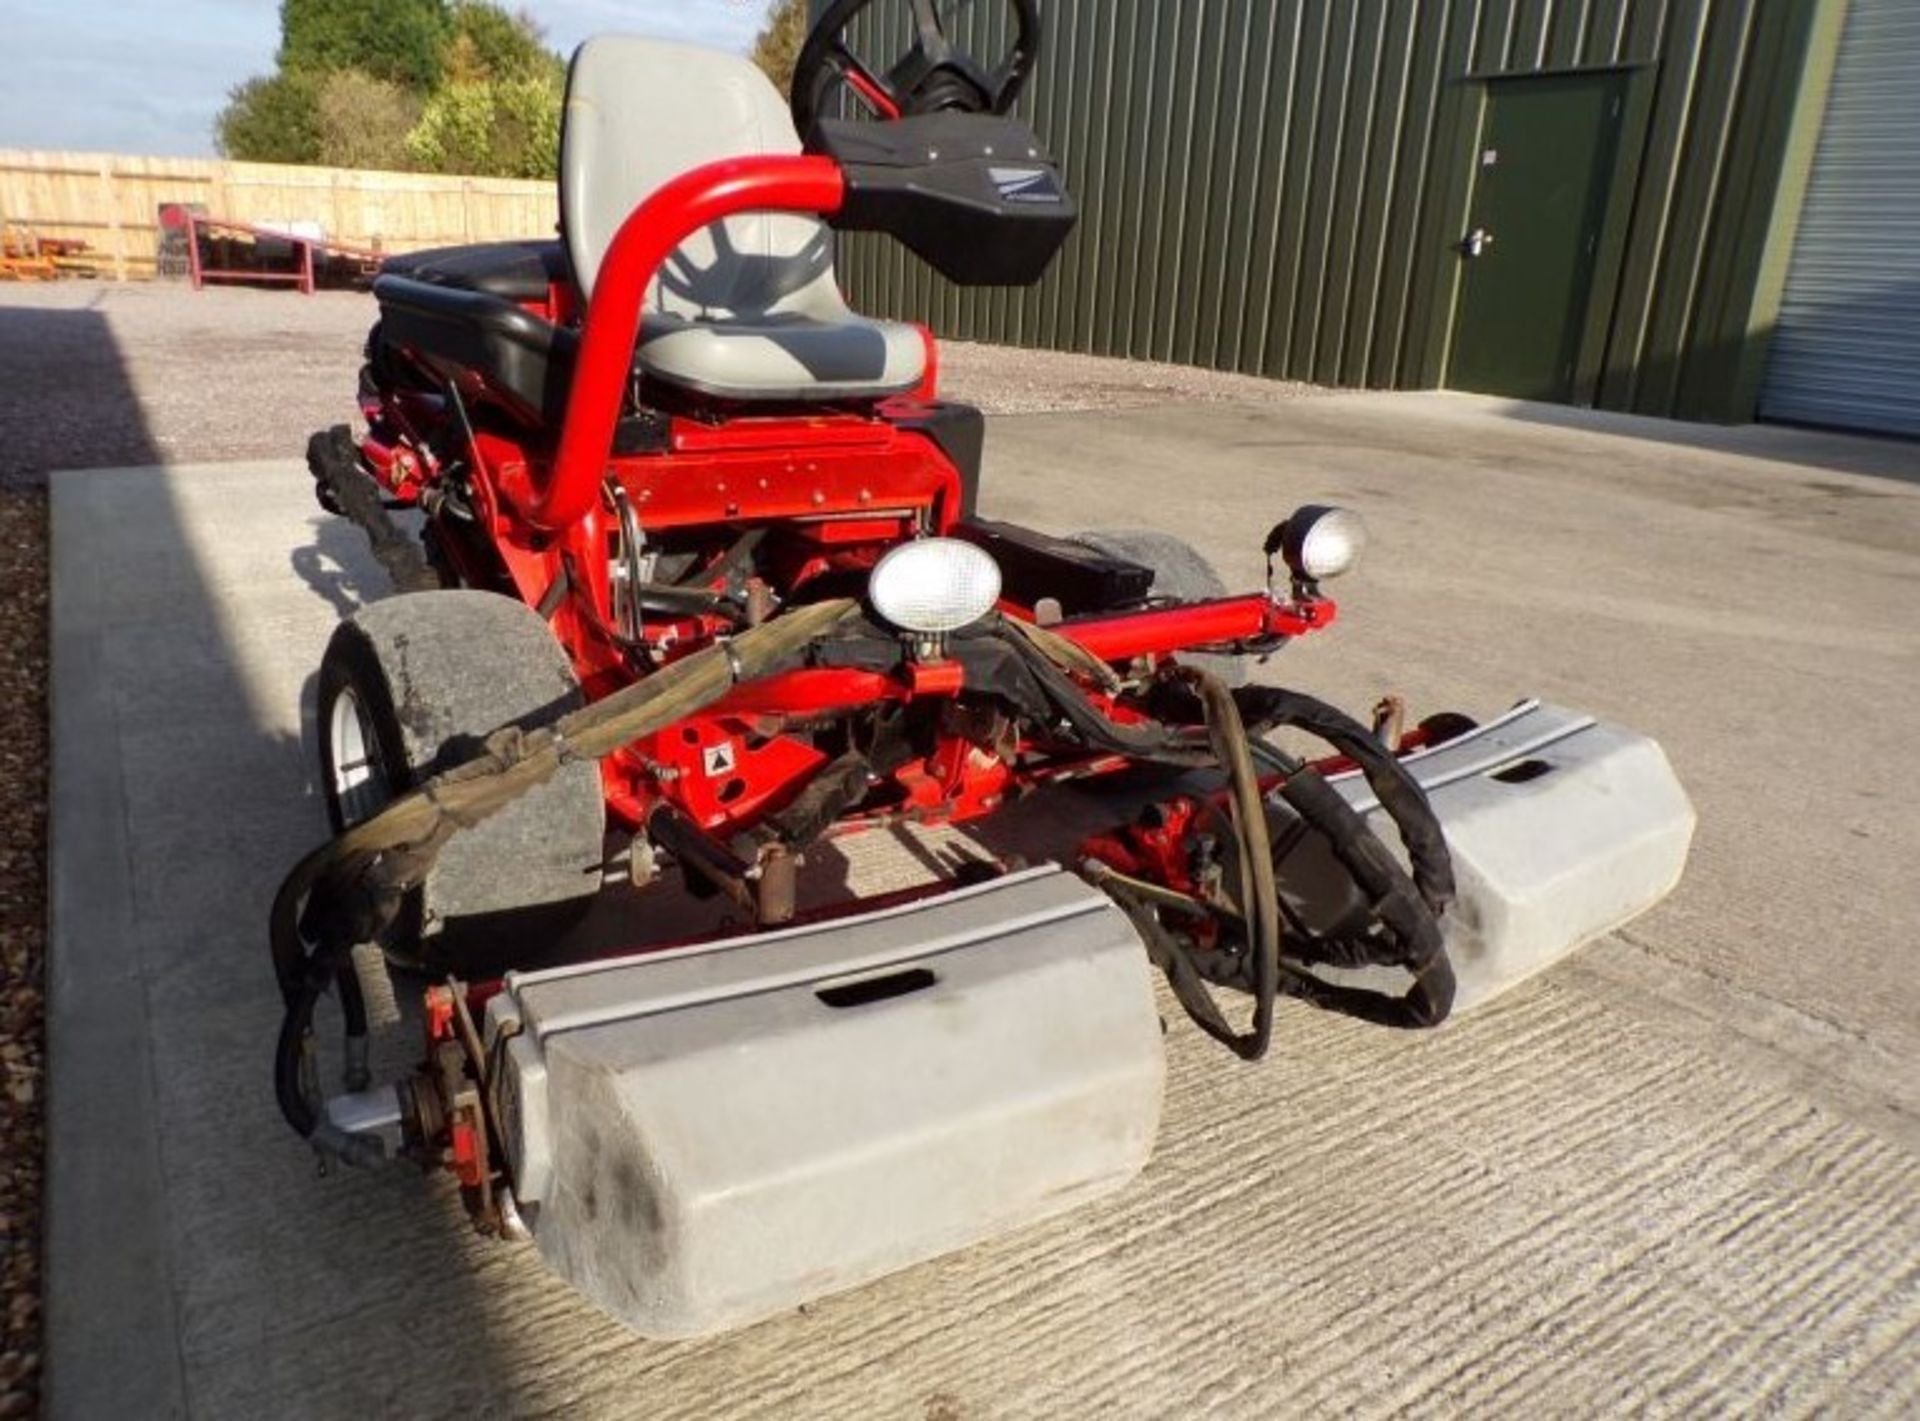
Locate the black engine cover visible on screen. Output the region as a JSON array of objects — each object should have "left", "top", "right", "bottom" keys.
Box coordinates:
[{"left": 953, "top": 519, "right": 1155, "bottom": 616}]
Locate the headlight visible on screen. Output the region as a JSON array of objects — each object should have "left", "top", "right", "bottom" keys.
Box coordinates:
[
  {"left": 1274, "top": 505, "right": 1367, "bottom": 582},
  {"left": 869, "top": 538, "right": 1003, "bottom": 635}
]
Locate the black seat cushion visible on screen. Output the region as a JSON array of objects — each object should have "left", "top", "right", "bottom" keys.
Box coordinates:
[
  {"left": 380, "top": 241, "right": 573, "bottom": 303},
  {"left": 374, "top": 274, "right": 578, "bottom": 424}
]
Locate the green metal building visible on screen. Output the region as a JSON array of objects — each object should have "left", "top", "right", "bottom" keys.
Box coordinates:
[{"left": 831, "top": 0, "right": 1917, "bottom": 432}]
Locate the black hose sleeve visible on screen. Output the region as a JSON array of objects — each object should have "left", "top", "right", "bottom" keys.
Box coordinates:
[
  {"left": 273, "top": 955, "right": 331, "bottom": 1139},
  {"left": 336, "top": 954, "right": 370, "bottom": 1093},
  {"left": 1272, "top": 768, "right": 1445, "bottom": 971},
  {"left": 305, "top": 426, "right": 441, "bottom": 595},
  {"left": 272, "top": 841, "right": 408, "bottom": 1005},
  {"left": 275, "top": 944, "right": 395, "bottom": 1159},
  {"left": 1277, "top": 952, "right": 1457, "bottom": 1030},
  {"left": 1257, "top": 764, "right": 1455, "bottom": 1027},
  {"left": 1235, "top": 684, "right": 1455, "bottom": 913}
]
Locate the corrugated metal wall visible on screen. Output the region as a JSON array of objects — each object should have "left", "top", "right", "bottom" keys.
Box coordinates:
[
  {"left": 831, "top": 1, "right": 1842, "bottom": 422},
  {"left": 1759, "top": 0, "right": 1920, "bottom": 435}
]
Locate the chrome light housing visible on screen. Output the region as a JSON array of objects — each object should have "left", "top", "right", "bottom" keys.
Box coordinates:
[
  {"left": 1273, "top": 505, "right": 1367, "bottom": 583},
  {"left": 869, "top": 538, "right": 1003, "bottom": 635}
]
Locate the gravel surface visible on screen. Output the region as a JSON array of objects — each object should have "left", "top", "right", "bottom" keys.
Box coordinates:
[
  {"left": 945, "top": 339, "right": 1322, "bottom": 412},
  {"left": 0, "top": 282, "right": 1320, "bottom": 478},
  {"left": 0, "top": 489, "right": 44, "bottom": 1421},
  {"left": 0, "top": 278, "right": 1318, "bottom": 1418}
]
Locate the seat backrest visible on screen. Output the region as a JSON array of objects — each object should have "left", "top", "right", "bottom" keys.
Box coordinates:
[{"left": 560, "top": 35, "right": 839, "bottom": 320}]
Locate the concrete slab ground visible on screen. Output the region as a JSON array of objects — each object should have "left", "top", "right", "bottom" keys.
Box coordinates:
[{"left": 47, "top": 392, "right": 1920, "bottom": 1418}]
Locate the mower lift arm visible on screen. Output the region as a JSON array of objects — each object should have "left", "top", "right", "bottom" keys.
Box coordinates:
[{"left": 508, "top": 155, "right": 850, "bottom": 532}]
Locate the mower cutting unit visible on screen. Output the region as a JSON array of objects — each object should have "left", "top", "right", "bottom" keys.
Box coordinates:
[{"left": 275, "top": 1, "right": 1694, "bottom": 1339}]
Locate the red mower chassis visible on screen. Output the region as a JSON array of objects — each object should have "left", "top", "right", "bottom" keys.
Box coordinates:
[{"left": 272, "top": 13, "right": 1693, "bottom": 1341}]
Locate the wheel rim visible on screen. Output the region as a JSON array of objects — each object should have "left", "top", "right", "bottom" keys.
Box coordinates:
[{"left": 327, "top": 686, "right": 392, "bottom": 826}]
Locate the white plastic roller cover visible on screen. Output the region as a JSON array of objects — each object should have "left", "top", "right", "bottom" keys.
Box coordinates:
[
  {"left": 1321, "top": 700, "right": 1695, "bottom": 1013},
  {"left": 489, "top": 866, "right": 1166, "bottom": 1339}
]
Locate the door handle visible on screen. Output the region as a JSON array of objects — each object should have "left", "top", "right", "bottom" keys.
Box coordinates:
[{"left": 1459, "top": 227, "right": 1495, "bottom": 258}]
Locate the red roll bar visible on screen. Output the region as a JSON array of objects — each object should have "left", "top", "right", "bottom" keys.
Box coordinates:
[{"left": 506, "top": 155, "right": 848, "bottom": 532}]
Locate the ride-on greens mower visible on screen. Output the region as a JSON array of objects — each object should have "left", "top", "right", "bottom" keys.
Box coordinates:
[{"left": 276, "top": 1, "right": 1694, "bottom": 1339}]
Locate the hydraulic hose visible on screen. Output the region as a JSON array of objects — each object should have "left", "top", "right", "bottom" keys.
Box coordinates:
[
  {"left": 1186, "top": 669, "right": 1281, "bottom": 1059},
  {"left": 337, "top": 954, "right": 369, "bottom": 1093},
  {"left": 1261, "top": 764, "right": 1456, "bottom": 1028},
  {"left": 1082, "top": 668, "right": 1282, "bottom": 1059},
  {"left": 1004, "top": 608, "right": 1455, "bottom": 1032},
  {"left": 1234, "top": 685, "right": 1455, "bottom": 917},
  {"left": 1036, "top": 651, "right": 1458, "bottom": 1041},
  {"left": 1233, "top": 683, "right": 1457, "bottom": 1028}
]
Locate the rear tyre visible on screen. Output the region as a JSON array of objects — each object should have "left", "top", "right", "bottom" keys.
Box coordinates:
[
  {"left": 1069, "top": 529, "right": 1248, "bottom": 688},
  {"left": 317, "top": 590, "right": 607, "bottom": 973}
]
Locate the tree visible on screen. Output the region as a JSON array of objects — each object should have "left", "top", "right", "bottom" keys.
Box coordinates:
[
  {"left": 316, "top": 71, "right": 425, "bottom": 173},
  {"left": 752, "top": 0, "right": 811, "bottom": 98},
  {"left": 406, "top": 6, "right": 563, "bottom": 179},
  {"left": 407, "top": 75, "right": 561, "bottom": 180},
  {"left": 215, "top": 72, "right": 323, "bottom": 165},
  {"left": 448, "top": 2, "right": 557, "bottom": 84},
  {"left": 279, "top": 0, "right": 451, "bottom": 91},
  {"left": 215, "top": 0, "right": 563, "bottom": 177}
]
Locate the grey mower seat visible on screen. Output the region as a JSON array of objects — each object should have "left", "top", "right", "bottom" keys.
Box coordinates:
[
  {"left": 638, "top": 309, "right": 922, "bottom": 400},
  {"left": 374, "top": 35, "right": 932, "bottom": 411},
  {"left": 376, "top": 239, "right": 925, "bottom": 407},
  {"left": 558, "top": 34, "right": 926, "bottom": 403}
]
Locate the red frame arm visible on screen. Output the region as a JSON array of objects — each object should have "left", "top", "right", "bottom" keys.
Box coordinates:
[
  {"left": 1056, "top": 595, "right": 1336, "bottom": 660},
  {"left": 511, "top": 155, "right": 849, "bottom": 531}
]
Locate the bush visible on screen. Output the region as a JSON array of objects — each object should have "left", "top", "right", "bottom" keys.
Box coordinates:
[
  {"left": 407, "top": 74, "right": 561, "bottom": 180},
  {"left": 316, "top": 70, "right": 425, "bottom": 172},
  {"left": 215, "top": 72, "right": 323, "bottom": 165},
  {"left": 752, "top": 0, "right": 812, "bottom": 98}
]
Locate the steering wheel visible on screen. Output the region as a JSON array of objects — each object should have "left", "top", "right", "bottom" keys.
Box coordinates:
[{"left": 792, "top": 0, "right": 1042, "bottom": 138}]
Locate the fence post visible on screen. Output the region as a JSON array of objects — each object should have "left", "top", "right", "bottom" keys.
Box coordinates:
[
  {"left": 97, "top": 158, "right": 126, "bottom": 281},
  {"left": 186, "top": 212, "right": 203, "bottom": 290}
]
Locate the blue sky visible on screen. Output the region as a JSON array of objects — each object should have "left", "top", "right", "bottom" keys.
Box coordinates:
[{"left": 1, "top": 1, "right": 771, "bottom": 157}]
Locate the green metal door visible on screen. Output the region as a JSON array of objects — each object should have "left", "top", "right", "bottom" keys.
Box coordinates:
[{"left": 1448, "top": 72, "right": 1631, "bottom": 402}]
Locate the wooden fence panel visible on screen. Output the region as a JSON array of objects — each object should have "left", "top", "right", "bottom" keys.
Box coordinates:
[{"left": 0, "top": 149, "right": 557, "bottom": 277}]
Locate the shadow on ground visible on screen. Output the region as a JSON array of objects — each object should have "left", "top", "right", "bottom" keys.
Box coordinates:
[
  {"left": 0, "top": 306, "right": 136, "bottom": 1419},
  {"left": 0, "top": 298, "right": 161, "bottom": 490},
  {"left": 1490, "top": 399, "right": 1920, "bottom": 487},
  {"left": 36, "top": 318, "right": 543, "bottom": 1420}
]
